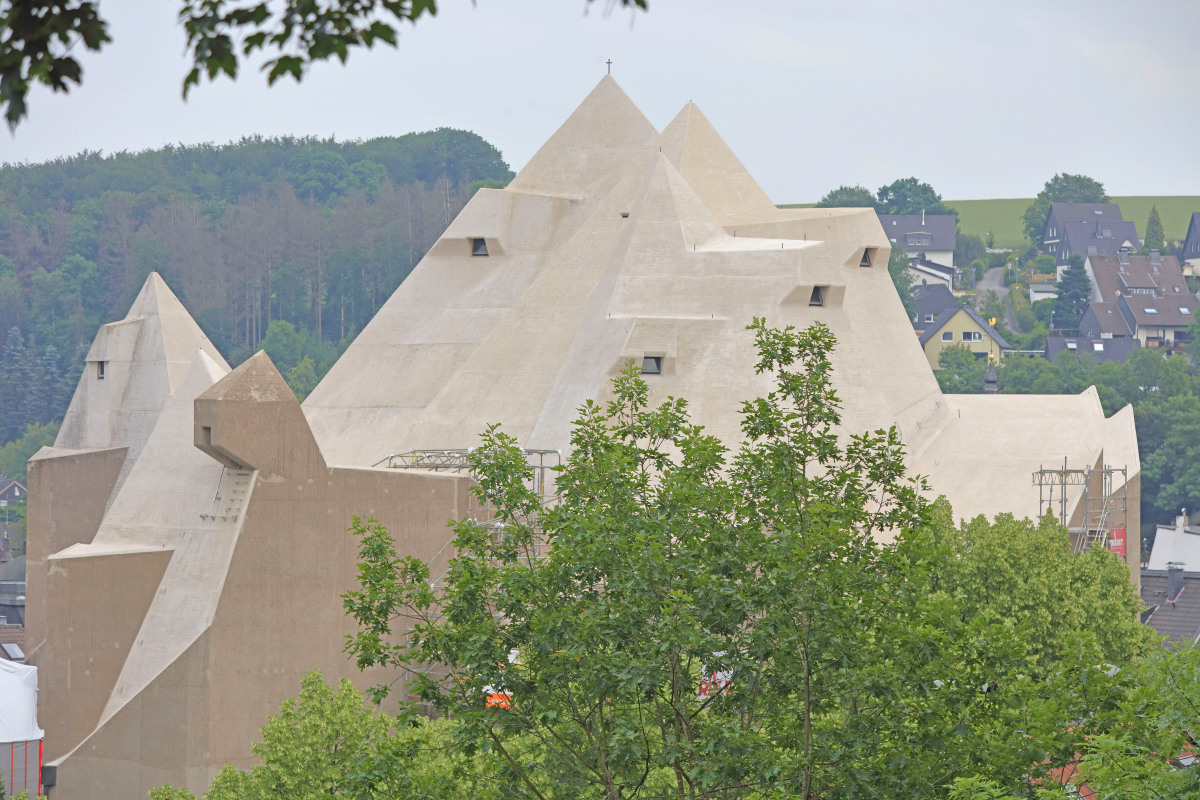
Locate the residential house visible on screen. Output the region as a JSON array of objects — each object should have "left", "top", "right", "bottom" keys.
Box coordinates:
[
  {"left": 0, "top": 479, "right": 24, "bottom": 505},
  {"left": 911, "top": 284, "right": 960, "bottom": 333},
  {"left": 877, "top": 212, "right": 956, "bottom": 269},
  {"left": 1182, "top": 212, "right": 1200, "bottom": 275},
  {"left": 1045, "top": 335, "right": 1139, "bottom": 365},
  {"left": 906, "top": 256, "right": 955, "bottom": 291},
  {"left": 1042, "top": 202, "right": 1125, "bottom": 262},
  {"left": 1028, "top": 283, "right": 1058, "bottom": 304},
  {"left": 1056, "top": 217, "right": 1139, "bottom": 266},
  {"left": 1142, "top": 567, "right": 1200, "bottom": 647},
  {"left": 918, "top": 305, "right": 1010, "bottom": 369},
  {"left": 1080, "top": 251, "right": 1196, "bottom": 348}
]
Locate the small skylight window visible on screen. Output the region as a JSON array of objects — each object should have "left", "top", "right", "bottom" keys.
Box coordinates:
[
  {"left": 471, "top": 238, "right": 489, "bottom": 256},
  {"left": 641, "top": 356, "right": 662, "bottom": 375},
  {"left": 809, "top": 286, "right": 825, "bottom": 306},
  {"left": 1182, "top": 308, "right": 1192, "bottom": 315},
  {"left": 1145, "top": 307, "right": 1158, "bottom": 314},
  {"left": 1094, "top": 209, "right": 1103, "bottom": 215},
  {"left": 0, "top": 642, "right": 23, "bottom": 661},
  {"left": 1067, "top": 342, "right": 1078, "bottom": 350},
  {"left": 1094, "top": 342, "right": 1104, "bottom": 352}
]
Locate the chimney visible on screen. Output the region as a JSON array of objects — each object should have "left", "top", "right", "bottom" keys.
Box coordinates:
[
  {"left": 921, "top": 209, "right": 925, "bottom": 226},
  {"left": 1168, "top": 562, "right": 1185, "bottom": 603}
]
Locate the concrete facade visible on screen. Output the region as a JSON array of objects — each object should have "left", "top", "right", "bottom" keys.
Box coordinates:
[{"left": 28, "top": 77, "right": 1141, "bottom": 800}]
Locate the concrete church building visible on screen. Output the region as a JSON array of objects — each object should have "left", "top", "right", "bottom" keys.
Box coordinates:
[{"left": 26, "top": 77, "right": 1139, "bottom": 800}]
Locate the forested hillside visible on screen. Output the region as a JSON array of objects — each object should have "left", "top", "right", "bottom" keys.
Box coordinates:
[{"left": 0, "top": 130, "right": 513, "bottom": 459}]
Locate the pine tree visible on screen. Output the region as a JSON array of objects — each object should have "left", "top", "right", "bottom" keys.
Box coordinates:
[
  {"left": 1055, "top": 254, "right": 1092, "bottom": 330},
  {"left": 1144, "top": 204, "right": 1165, "bottom": 253},
  {"left": 0, "top": 326, "right": 31, "bottom": 443}
]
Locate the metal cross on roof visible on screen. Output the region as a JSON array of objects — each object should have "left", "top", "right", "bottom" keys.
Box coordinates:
[{"left": 606, "top": 59, "right": 612, "bottom": 74}]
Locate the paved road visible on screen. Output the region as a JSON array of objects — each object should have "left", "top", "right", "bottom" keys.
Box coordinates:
[{"left": 974, "top": 266, "right": 1018, "bottom": 331}]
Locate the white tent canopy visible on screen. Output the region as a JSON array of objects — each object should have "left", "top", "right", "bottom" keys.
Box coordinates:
[{"left": 0, "top": 660, "right": 43, "bottom": 743}]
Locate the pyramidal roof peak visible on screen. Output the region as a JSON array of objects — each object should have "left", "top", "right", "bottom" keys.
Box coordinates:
[
  {"left": 655, "top": 101, "right": 776, "bottom": 222},
  {"left": 626, "top": 152, "right": 728, "bottom": 250},
  {"left": 507, "top": 75, "right": 659, "bottom": 200}
]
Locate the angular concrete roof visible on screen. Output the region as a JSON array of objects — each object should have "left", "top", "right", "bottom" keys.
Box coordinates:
[
  {"left": 53, "top": 273, "right": 229, "bottom": 504},
  {"left": 303, "top": 76, "right": 1139, "bottom": 550}
]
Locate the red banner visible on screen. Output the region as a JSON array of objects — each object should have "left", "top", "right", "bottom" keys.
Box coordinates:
[{"left": 1109, "top": 528, "right": 1126, "bottom": 557}]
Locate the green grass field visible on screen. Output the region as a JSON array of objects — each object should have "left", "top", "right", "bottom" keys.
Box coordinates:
[
  {"left": 946, "top": 196, "right": 1200, "bottom": 250},
  {"left": 778, "top": 197, "right": 1199, "bottom": 250}
]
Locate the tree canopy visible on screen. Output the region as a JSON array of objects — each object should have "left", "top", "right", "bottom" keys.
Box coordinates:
[
  {"left": 1022, "top": 174, "right": 1109, "bottom": 247},
  {"left": 334, "top": 320, "right": 1151, "bottom": 800},
  {"left": 876, "top": 176, "right": 956, "bottom": 217},
  {"left": 0, "top": 0, "right": 649, "bottom": 127},
  {"left": 815, "top": 184, "right": 876, "bottom": 209}
]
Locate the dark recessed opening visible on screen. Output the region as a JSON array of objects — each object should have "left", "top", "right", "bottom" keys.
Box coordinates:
[
  {"left": 97, "top": 361, "right": 106, "bottom": 379},
  {"left": 809, "top": 286, "right": 825, "bottom": 306},
  {"left": 620, "top": 212, "right": 630, "bottom": 219},
  {"left": 471, "top": 238, "right": 489, "bottom": 256},
  {"left": 641, "top": 356, "right": 662, "bottom": 375},
  {"left": 859, "top": 249, "right": 872, "bottom": 267}
]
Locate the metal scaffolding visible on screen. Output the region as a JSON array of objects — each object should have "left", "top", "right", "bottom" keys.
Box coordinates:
[{"left": 1032, "top": 459, "right": 1129, "bottom": 559}]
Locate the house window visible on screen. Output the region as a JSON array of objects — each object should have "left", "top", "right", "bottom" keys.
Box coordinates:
[
  {"left": 941, "top": 331, "right": 952, "bottom": 342},
  {"left": 809, "top": 286, "right": 825, "bottom": 306},
  {"left": 1094, "top": 343, "right": 1104, "bottom": 352},
  {"left": 1146, "top": 308, "right": 1158, "bottom": 314},
  {"left": 859, "top": 248, "right": 872, "bottom": 267},
  {"left": 962, "top": 331, "right": 972, "bottom": 342},
  {"left": 1181, "top": 308, "right": 1192, "bottom": 315},
  {"left": 641, "top": 356, "right": 662, "bottom": 375},
  {"left": 925, "top": 313, "right": 935, "bottom": 323},
  {"left": 1067, "top": 342, "right": 1078, "bottom": 350},
  {"left": 97, "top": 361, "right": 106, "bottom": 379},
  {"left": 906, "top": 234, "right": 932, "bottom": 247},
  {"left": 471, "top": 238, "right": 489, "bottom": 256}
]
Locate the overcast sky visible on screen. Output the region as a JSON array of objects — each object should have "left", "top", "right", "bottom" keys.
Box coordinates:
[{"left": 3, "top": 0, "right": 1197, "bottom": 203}]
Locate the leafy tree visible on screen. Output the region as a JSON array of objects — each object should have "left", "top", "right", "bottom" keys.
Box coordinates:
[
  {"left": 259, "top": 319, "right": 306, "bottom": 375},
  {"left": 1, "top": 1, "right": 649, "bottom": 126},
  {"left": 939, "top": 512, "right": 1153, "bottom": 672},
  {"left": 150, "top": 670, "right": 487, "bottom": 800},
  {"left": 1142, "top": 204, "right": 1164, "bottom": 253},
  {"left": 815, "top": 184, "right": 876, "bottom": 209},
  {"left": 936, "top": 343, "right": 985, "bottom": 393},
  {"left": 888, "top": 244, "right": 916, "bottom": 318},
  {"left": 0, "top": 421, "right": 59, "bottom": 483},
  {"left": 1069, "top": 647, "right": 1200, "bottom": 799},
  {"left": 1022, "top": 174, "right": 1108, "bottom": 247},
  {"left": 343, "top": 320, "right": 1074, "bottom": 800},
  {"left": 1054, "top": 254, "right": 1090, "bottom": 329},
  {"left": 875, "top": 176, "right": 956, "bottom": 217},
  {"left": 286, "top": 356, "right": 319, "bottom": 401},
  {"left": 955, "top": 232, "right": 986, "bottom": 267}
]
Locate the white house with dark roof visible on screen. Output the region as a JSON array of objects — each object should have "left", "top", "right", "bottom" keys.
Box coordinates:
[
  {"left": 905, "top": 256, "right": 955, "bottom": 291},
  {"left": 877, "top": 212, "right": 955, "bottom": 269}
]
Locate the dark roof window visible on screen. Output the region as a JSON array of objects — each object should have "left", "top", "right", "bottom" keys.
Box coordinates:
[
  {"left": 641, "top": 356, "right": 662, "bottom": 375},
  {"left": 471, "top": 238, "right": 489, "bottom": 256},
  {"left": 809, "top": 286, "right": 825, "bottom": 306}
]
